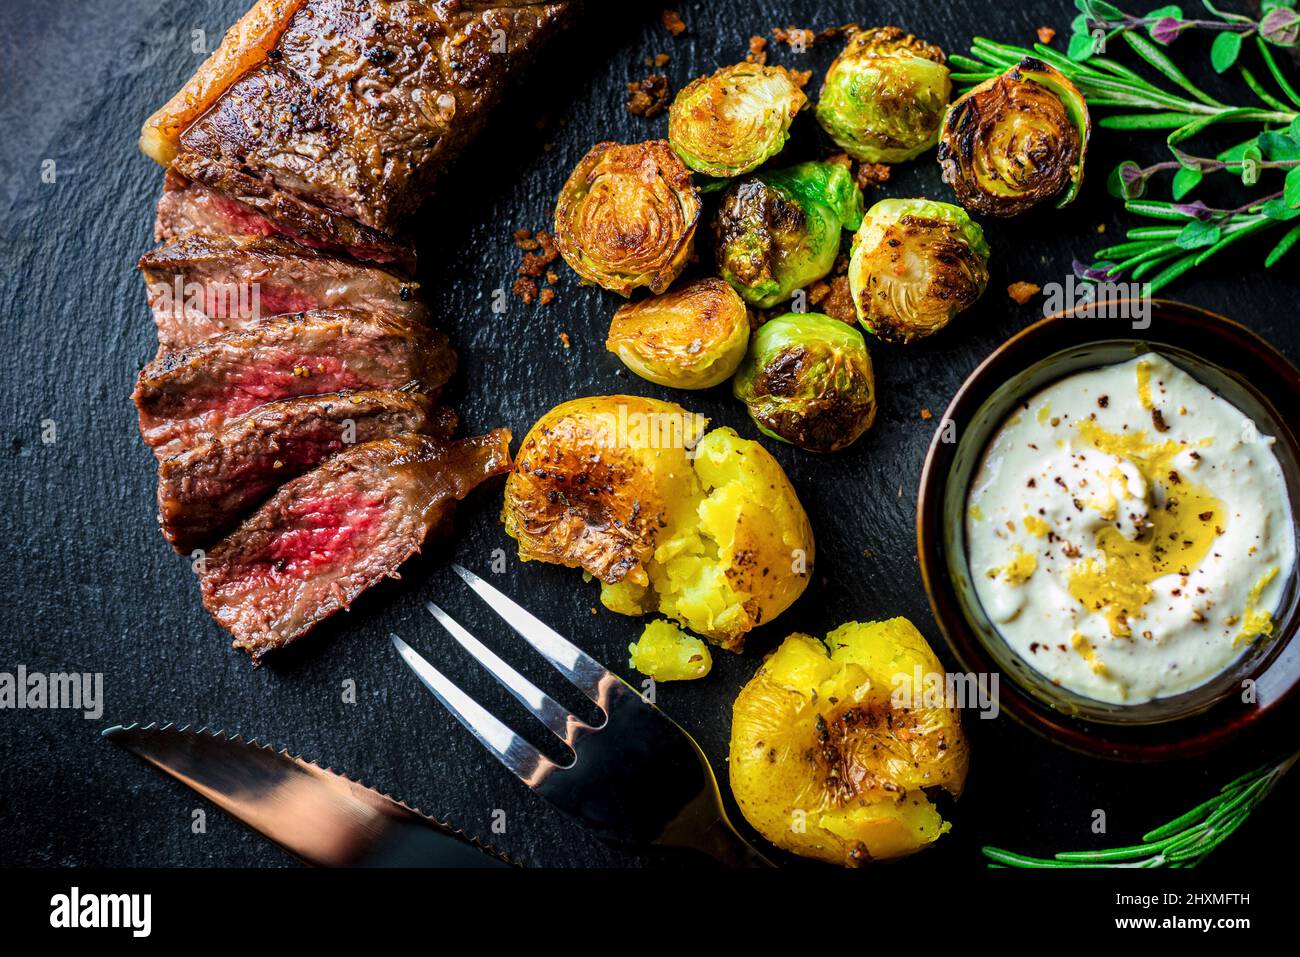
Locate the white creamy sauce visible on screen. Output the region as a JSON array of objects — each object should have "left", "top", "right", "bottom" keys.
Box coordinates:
[{"left": 966, "top": 353, "right": 1295, "bottom": 704}]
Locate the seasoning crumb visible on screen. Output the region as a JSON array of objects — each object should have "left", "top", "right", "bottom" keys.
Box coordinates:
[
  {"left": 661, "top": 9, "right": 686, "bottom": 36},
  {"left": 1037, "top": 26, "right": 1057, "bottom": 44},
  {"left": 626, "top": 73, "right": 671, "bottom": 117},
  {"left": 539, "top": 287, "right": 556, "bottom": 306},
  {"left": 854, "top": 161, "right": 891, "bottom": 190},
  {"left": 511, "top": 277, "right": 537, "bottom": 305},
  {"left": 559, "top": 331, "right": 571, "bottom": 348},
  {"left": 1007, "top": 281, "right": 1042, "bottom": 305},
  {"left": 746, "top": 35, "right": 768, "bottom": 64},
  {"left": 920, "top": 408, "right": 933, "bottom": 420}
]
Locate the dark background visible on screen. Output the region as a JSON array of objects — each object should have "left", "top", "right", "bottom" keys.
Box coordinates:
[{"left": 2, "top": 0, "right": 1297, "bottom": 871}]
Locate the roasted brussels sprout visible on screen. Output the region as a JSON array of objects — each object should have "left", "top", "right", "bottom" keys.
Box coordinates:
[
  {"left": 815, "top": 26, "right": 952, "bottom": 164},
  {"left": 938, "top": 57, "right": 1091, "bottom": 216},
  {"left": 732, "top": 312, "right": 876, "bottom": 453},
  {"left": 502, "top": 397, "right": 814, "bottom": 650},
  {"left": 555, "top": 140, "right": 702, "bottom": 296},
  {"left": 730, "top": 619, "right": 970, "bottom": 866},
  {"left": 848, "top": 198, "right": 989, "bottom": 343},
  {"left": 605, "top": 278, "right": 750, "bottom": 389},
  {"left": 628, "top": 619, "right": 712, "bottom": 681},
  {"left": 714, "top": 161, "right": 864, "bottom": 308},
  {"left": 668, "top": 62, "right": 808, "bottom": 177}
]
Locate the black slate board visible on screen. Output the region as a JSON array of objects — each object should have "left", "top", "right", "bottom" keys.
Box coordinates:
[{"left": 2, "top": 0, "right": 1297, "bottom": 869}]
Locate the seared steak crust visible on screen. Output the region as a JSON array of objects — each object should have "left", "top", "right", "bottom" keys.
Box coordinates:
[
  {"left": 140, "top": 234, "right": 427, "bottom": 351},
  {"left": 175, "top": 0, "right": 569, "bottom": 243},
  {"left": 134, "top": 309, "right": 456, "bottom": 459},
  {"left": 158, "top": 389, "right": 454, "bottom": 553},
  {"left": 200, "top": 430, "right": 511, "bottom": 661}
]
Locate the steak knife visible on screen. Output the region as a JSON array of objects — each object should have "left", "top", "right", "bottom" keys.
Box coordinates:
[{"left": 103, "top": 723, "right": 511, "bottom": 868}]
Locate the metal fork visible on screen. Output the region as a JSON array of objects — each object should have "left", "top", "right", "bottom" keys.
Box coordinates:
[{"left": 389, "top": 564, "right": 774, "bottom": 867}]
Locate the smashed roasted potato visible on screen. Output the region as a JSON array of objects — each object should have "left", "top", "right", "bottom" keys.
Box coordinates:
[
  {"left": 502, "top": 396, "right": 814, "bottom": 650},
  {"left": 730, "top": 619, "right": 969, "bottom": 865},
  {"left": 628, "top": 619, "right": 712, "bottom": 681},
  {"left": 606, "top": 278, "right": 750, "bottom": 389}
]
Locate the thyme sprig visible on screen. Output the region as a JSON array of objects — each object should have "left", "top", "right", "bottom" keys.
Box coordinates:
[
  {"left": 950, "top": 1, "right": 1300, "bottom": 291},
  {"left": 983, "top": 753, "right": 1298, "bottom": 868}
]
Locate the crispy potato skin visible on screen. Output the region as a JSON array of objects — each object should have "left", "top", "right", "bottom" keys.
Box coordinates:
[
  {"left": 501, "top": 396, "right": 705, "bottom": 586},
  {"left": 730, "top": 619, "right": 969, "bottom": 865},
  {"left": 606, "top": 278, "right": 750, "bottom": 389},
  {"left": 139, "top": 0, "right": 308, "bottom": 166},
  {"left": 501, "top": 399, "right": 813, "bottom": 649}
]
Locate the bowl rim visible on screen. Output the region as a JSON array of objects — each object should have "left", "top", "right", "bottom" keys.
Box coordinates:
[{"left": 915, "top": 299, "right": 1300, "bottom": 761}]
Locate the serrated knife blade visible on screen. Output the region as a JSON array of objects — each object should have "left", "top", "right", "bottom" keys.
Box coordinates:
[{"left": 103, "top": 723, "right": 511, "bottom": 868}]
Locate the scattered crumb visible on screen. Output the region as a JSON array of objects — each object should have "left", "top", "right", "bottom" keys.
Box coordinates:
[
  {"left": 661, "top": 9, "right": 686, "bottom": 37},
  {"left": 825, "top": 152, "right": 852, "bottom": 170},
  {"left": 559, "top": 331, "right": 571, "bottom": 348},
  {"left": 643, "top": 52, "right": 671, "bottom": 67},
  {"left": 771, "top": 26, "right": 816, "bottom": 49},
  {"left": 1007, "top": 281, "right": 1042, "bottom": 305},
  {"left": 626, "top": 73, "right": 671, "bottom": 118},
  {"left": 1097, "top": 223, "right": 1107, "bottom": 233},
  {"left": 511, "top": 277, "right": 538, "bottom": 305},
  {"left": 512, "top": 228, "right": 562, "bottom": 305},
  {"left": 832, "top": 252, "right": 849, "bottom": 276},
  {"left": 747, "top": 35, "right": 768, "bottom": 64},
  {"left": 854, "top": 161, "right": 891, "bottom": 190},
  {"left": 1037, "top": 26, "right": 1056, "bottom": 44},
  {"left": 920, "top": 408, "right": 933, "bottom": 420},
  {"left": 809, "top": 274, "right": 856, "bottom": 325},
  {"left": 788, "top": 68, "right": 813, "bottom": 89},
  {"left": 591, "top": 607, "right": 598, "bottom": 615}
]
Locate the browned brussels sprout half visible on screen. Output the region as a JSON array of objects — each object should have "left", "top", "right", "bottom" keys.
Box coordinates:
[
  {"left": 554, "top": 140, "right": 702, "bottom": 296},
  {"left": 714, "top": 161, "right": 864, "bottom": 309},
  {"left": 938, "top": 57, "right": 1091, "bottom": 217},
  {"left": 669, "top": 62, "right": 807, "bottom": 177},
  {"left": 848, "top": 199, "right": 989, "bottom": 344},
  {"left": 732, "top": 312, "right": 877, "bottom": 453},
  {"left": 816, "top": 26, "right": 952, "bottom": 164}
]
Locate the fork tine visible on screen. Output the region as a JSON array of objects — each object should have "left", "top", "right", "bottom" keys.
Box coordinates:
[
  {"left": 389, "top": 634, "right": 560, "bottom": 784},
  {"left": 451, "top": 565, "right": 615, "bottom": 707},
  {"left": 425, "top": 601, "right": 589, "bottom": 745}
]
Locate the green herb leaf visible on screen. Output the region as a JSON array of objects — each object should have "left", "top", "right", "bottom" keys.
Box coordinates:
[
  {"left": 1211, "top": 32, "right": 1244, "bottom": 73},
  {"left": 1176, "top": 219, "right": 1222, "bottom": 248},
  {"left": 1172, "top": 165, "right": 1203, "bottom": 198},
  {"left": 1243, "top": 144, "right": 1264, "bottom": 185},
  {"left": 1069, "top": 31, "right": 1099, "bottom": 61},
  {"left": 1286, "top": 164, "right": 1300, "bottom": 206},
  {"left": 1265, "top": 222, "right": 1300, "bottom": 265},
  {"left": 1259, "top": 128, "right": 1300, "bottom": 160},
  {"left": 1262, "top": 195, "right": 1300, "bottom": 219}
]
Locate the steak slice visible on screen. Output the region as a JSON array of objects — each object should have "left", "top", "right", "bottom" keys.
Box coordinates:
[
  {"left": 158, "top": 390, "right": 457, "bottom": 553},
  {"left": 139, "top": 234, "right": 427, "bottom": 352},
  {"left": 172, "top": 1, "right": 569, "bottom": 245},
  {"left": 134, "top": 310, "right": 456, "bottom": 460},
  {"left": 200, "top": 430, "right": 512, "bottom": 662}
]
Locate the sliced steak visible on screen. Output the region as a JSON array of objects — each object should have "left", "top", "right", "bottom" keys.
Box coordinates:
[
  {"left": 134, "top": 310, "right": 456, "bottom": 460},
  {"left": 139, "top": 234, "right": 427, "bottom": 352},
  {"left": 154, "top": 170, "right": 415, "bottom": 268},
  {"left": 200, "top": 430, "right": 512, "bottom": 662},
  {"left": 158, "top": 390, "right": 459, "bottom": 553},
  {"left": 172, "top": 1, "right": 569, "bottom": 247}
]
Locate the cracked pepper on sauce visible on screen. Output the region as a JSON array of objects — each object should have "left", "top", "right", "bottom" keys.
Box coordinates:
[{"left": 967, "top": 353, "right": 1295, "bottom": 704}]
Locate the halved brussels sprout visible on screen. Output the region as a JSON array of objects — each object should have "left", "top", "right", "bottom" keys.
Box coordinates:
[
  {"left": 815, "top": 26, "right": 952, "bottom": 164},
  {"left": 555, "top": 140, "right": 702, "bottom": 296},
  {"left": 732, "top": 312, "right": 876, "bottom": 453},
  {"left": 714, "top": 161, "right": 864, "bottom": 309},
  {"left": 730, "top": 619, "right": 970, "bottom": 866},
  {"left": 669, "top": 62, "right": 808, "bottom": 177},
  {"left": 606, "top": 278, "right": 750, "bottom": 389},
  {"left": 627, "top": 619, "right": 712, "bottom": 681},
  {"left": 848, "top": 198, "right": 989, "bottom": 344},
  {"left": 502, "top": 397, "right": 814, "bottom": 651},
  {"left": 938, "top": 57, "right": 1091, "bottom": 216}
]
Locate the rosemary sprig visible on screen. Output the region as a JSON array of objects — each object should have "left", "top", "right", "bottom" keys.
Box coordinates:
[
  {"left": 982, "top": 753, "right": 1298, "bottom": 868},
  {"left": 950, "top": 1, "right": 1300, "bottom": 290}
]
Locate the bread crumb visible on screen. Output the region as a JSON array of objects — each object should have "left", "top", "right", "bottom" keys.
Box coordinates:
[
  {"left": 854, "top": 162, "right": 891, "bottom": 190},
  {"left": 1037, "top": 26, "right": 1056, "bottom": 44},
  {"left": 512, "top": 229, "right": 562, "bottom": 304},
  {"left": 1007, "top": 281, "right": 1042, "bottom": 305},
  {"left": 789, "top": 68, "right": 812, "bottom": 89},
  {"left": 559, "top": 331, "right": 571, "bottom": 348},
  {"left": 661, "top": 9, "right": 686, "bottom": 36},
  {"left": 747, "top": 35, "right": 768, "bottom": 64},
  {"left": 1097, "top": 223, "right": 1106, "bottom": 233},
  {"left": 626, "top": 73, "right": 671, "bottom": 118},
  {"left": 771, "top": 26, "right": 816, "bottom": 49},
  {"left": 920, "top": 408, "right": 933, "bottom": 420},
  {"left": 512, "top": 278, "right": 538, "bottom": 305},
  {"left": 810, "top": 274, "right": 856, "bottom": 325},
  {"left": 539, "top": 287, "right": 556, "bottom": 306}
]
